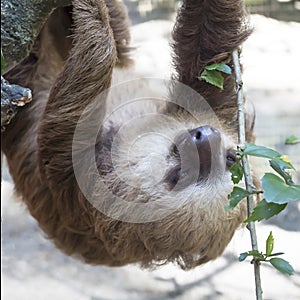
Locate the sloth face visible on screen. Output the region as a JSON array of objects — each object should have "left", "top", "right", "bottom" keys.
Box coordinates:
[
  {"left": 93, "top": 109, "right": 246, "bottom": 268},
  {"left": 99, "top": 108, "right": 238, "bottom": 213},
  {"left": 75, "top": 79, "right": 249, "bottom": 268}
]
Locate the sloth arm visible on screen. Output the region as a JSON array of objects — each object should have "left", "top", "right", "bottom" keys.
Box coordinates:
[
  {"left": 36, "top": 0, "right": 118, "bottom": 262},
  {"left": 172, "top": 0, "right": 252, "bottom": 116},
  {"left": 2, "top": 0, "right": 119, "bottom": 262},
  {"left": 38, "top": 0, "right": 117, "bottom": 188}
]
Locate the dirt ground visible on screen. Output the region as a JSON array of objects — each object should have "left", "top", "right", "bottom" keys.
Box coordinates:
[{"left": 2, "top": 15, "right": 300, "bottom": 300}]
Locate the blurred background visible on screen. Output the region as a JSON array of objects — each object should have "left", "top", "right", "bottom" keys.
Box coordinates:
[{"left": 123, "top": 0, "right": 300, "bottom": 24}]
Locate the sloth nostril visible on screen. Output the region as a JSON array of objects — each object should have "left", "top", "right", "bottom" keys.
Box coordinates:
[
  {"left": 164, "top": 167, "right": 181, "bottom": 190},
  {"left": 194, "top": 130, "right": 202, "bottom": 140},
  {"left": 189, "top": 126, "right": 220, "bottom": 144}
]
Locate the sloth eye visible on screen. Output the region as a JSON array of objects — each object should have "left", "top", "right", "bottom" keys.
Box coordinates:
[
  {"left": 164, "top": 167, "right": 181, "bottom": 190},
  {"left": 170, "top": 143, "right": 179, "bottom": 156},
  {"left": 226, "top": 151, "right": 237, "bottom": 168}
]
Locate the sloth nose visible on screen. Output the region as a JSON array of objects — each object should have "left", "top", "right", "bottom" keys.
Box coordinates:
[
  {"left": 189, "top": 125, "right": 221, "bottom": 146},
  {"left": 188, "top": 125, "right": 221, "bottom": 180},
  {"left": 170, "top": 125, "right": 222, "bottom": 189}
]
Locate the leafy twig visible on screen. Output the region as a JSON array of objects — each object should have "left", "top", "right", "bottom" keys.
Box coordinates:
[
  {"left": 239, "top": 231, "right": 294, "bottom": 276},
  {"left": 198, "top": 63, "right": 231, "bottom": 90},
  {"left": 200, "top": 50, "right": 297, "bottom": 298},
  {"left": 232, "top": 49, "right": 263, "bottom": 300}
]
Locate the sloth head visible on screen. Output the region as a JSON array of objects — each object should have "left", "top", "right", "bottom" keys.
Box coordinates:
[
  {"left": 73, "top": 86, "right": 248, "bottom": 269},
  {"left": 109, "top": 113, "right": 237, "bottom": 204}
]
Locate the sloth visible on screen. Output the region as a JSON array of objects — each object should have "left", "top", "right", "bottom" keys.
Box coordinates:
[{"left": 2, "top": 0, "right": 254, "bottom": 269}]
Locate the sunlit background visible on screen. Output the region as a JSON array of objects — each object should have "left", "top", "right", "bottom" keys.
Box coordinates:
[{"left": 124, "top": 0, "right": 300, "bottom": 24}]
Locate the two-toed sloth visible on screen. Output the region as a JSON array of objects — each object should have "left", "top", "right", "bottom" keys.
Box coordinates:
[{"left": 2, "top": 0, "right": 255, "bottom": 269}]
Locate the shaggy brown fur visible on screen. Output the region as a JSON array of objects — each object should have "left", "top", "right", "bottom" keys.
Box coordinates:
[
  {"left": 172, "top": 0, "right": 254, "bottom": 140},
  {"left": 2, "top": 0, "right": 253, "bottom": 269}
]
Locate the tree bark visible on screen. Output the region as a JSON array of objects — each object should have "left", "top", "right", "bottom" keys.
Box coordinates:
[
  {"left": 1, "top": 0, "right": 71, "bottom": 128},
  {"left": 1, "top": 0, "right": 71, "bottom": 72}
]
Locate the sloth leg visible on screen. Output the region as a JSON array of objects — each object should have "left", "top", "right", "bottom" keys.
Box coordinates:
[{"left": 172, "top": 0, "right": 252, "bottom": 116}]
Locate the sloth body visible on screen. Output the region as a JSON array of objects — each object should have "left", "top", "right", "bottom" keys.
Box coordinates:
[{"left": 2, "top": 0, "right": 253, "bottom": 269}]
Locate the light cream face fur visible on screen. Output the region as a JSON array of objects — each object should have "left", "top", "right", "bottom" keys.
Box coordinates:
[
  {"left": 100, "top": 33, "right": 236, "bottom": 212},
  {"left": 91, "top": 96, "right": 246, "bottom": 268},
  {"left": 90, "top": 76, "right": 239, "bottom": 226}
]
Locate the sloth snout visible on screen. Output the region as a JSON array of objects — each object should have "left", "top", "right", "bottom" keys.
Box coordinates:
[
  {"left": 189, "top": 126, "right": 221, "bottom": 148},
  {"left": 166, "top": 126, "right": 222, "bottom": 190},
  {"left": 188, "top": 126, "right": 221, "bottom": 180}
]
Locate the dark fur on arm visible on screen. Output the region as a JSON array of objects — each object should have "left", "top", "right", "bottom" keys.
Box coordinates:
[
  {"left": 172, "top": 0, "right": 252, "bottom": 110},
  {"left": 38, "top": 0, "right": 117, "bottom": 187},
  {"left": 2, "top": 0, "right": 119, "bottom": 264}
]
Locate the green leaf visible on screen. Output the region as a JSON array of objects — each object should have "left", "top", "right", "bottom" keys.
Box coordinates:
[
  {"left": 204, "top": 63, "right": 232, "bottom": 74},
  {"left": 230, "top": 162, "right": 244, "bottom": 184},
  {"left": 245, "top": 199, "right": 287, "bottom": 222},
  {"left": 262, "top": 173, "right": 300, "bottom": 204},
  {"left": 269, "top": 157, "right": 294, "bottom": 185},
  {"left": 239, "top": 250, "right": 266, "bottom": 262},
  {"left": 269, "top": 258, "right": 294, "bottom": 276},
  {"left": 243, "top": 144, "right": 281, "bottom": 159},
  {"left": 239, "top": 252, "right": 249, "bottom": 261},
  {"left": 1, "top": 48, "right": 5, "bottom": 75},
  {"left": 267, "top": 252, "right": 284, "bottom": 257},
  {"left": 199, "top": 69, "right": 225, "bottom": 90},
  {"left": 271, "top": 156, "right": 294, "bottom": 171},
  {"left": 248, "top": 250, "right": 265, "bottom": 260},
  {"left": 226, "top": 187, "right": 250, "bottom": 210},
  {"left": 199, "top": 63, "right": 232, "bottom": 90},
  {"left": 285, "top": 135, "right": 300, "bottom": 145},
  {"left": 266, "top": 231, "right": 274, "bottom": 256}
]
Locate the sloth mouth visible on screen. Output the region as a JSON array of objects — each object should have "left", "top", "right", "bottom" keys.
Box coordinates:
[{"left": 164, "top": 150, "right": 235, "bottom": 191}]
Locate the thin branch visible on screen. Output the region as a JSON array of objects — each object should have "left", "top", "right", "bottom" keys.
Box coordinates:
[{"left": 232, "top": 49, "right": 263, "bottom": 300}]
